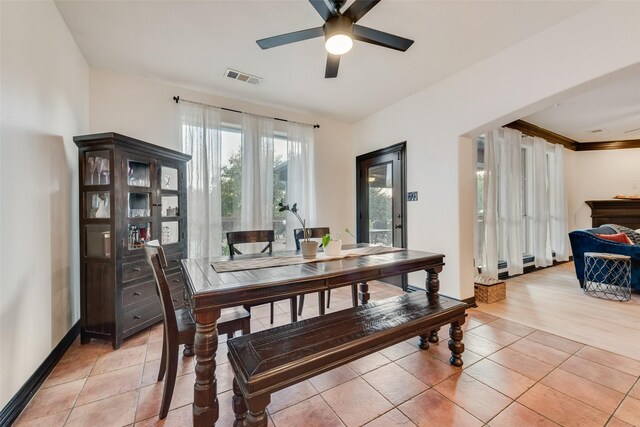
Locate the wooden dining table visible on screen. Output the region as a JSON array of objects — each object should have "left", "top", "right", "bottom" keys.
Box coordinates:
[{"left": 181, "top": 244, "right": 448, "bottom": 426}]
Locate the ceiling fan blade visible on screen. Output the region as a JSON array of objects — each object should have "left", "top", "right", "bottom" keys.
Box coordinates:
[
  {"left": 343, "top": 0, "right": 381, "bottom": 23},
  {"left": 325, "top": 54, "right": 340, "bottom": 78},
  {"left": 309, "top": 0, "right": 337, "bottom": 22},
  {"left": 352, "top": 24, "right": 414, "bottom": 52},
  {"left": 257, "top": 27, "right": 324, "bottom": 49}
]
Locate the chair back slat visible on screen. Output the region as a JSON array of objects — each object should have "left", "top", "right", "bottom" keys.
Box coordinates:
[
  {"left": 144, "top": 240, "right": 178, "bottom": 335},
  {"left": 293, "top": 227, "right": 330, "bottom": 250},
  {"left": 227, "top": 230, "right": 274, "bottom": 256}
]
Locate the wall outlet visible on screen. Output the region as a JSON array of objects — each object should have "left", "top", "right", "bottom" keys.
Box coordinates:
[{"left": 407, "top": 191, "right": 418, "bottom": 201}]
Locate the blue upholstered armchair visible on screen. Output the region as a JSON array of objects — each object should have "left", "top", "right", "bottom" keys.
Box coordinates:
[{"left": 568, "top": 225, "right": 640, "bottom": 291}]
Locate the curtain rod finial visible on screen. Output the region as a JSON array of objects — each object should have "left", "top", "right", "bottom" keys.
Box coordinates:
[
  {"left": 314, "top": 124, "right": 320, "bottom": 129},
  {"left": 173, "top": 96, "right": 180, "bottom": 104}
]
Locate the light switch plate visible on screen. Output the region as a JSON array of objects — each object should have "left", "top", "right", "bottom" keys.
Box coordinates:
[{"left": 407, "top": 191, "right": 418, "bottom": 201}]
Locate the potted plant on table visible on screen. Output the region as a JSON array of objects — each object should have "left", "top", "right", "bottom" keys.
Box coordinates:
[
  {"left": 277, "top": 200, "right": 318, "bottom": 259},
  {"left": 322, "top": 228, "right": 355, "bottom": 257}
]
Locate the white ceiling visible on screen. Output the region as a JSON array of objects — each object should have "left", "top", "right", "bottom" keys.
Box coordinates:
[
  {"left": 524, "top": 72, "right": 640, "bottom": 143},
  {"left": 55, "top": 0, "right": 595, "bottom": 123}
]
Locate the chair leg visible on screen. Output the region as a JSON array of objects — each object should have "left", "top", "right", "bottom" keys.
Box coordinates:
[
  {"left": 326, "top": 289, "right": 331, "bottom": 309},
  {"left": 159, "top": 341, "right": 179, "bottom": 419},
  {"left": 351, "top": 284, "right": 358, "bottom": 307},
  {"left": 297, "top": 294, "right": 305, "bottom": 316},
  {"left": 242, "top": 318, "right": 250, "bottom": 335},
  {"left": 157, "top": 332, "right": 167, "bottom": 382},
  {"left": 183, "top": 343, "right": 194, "bottom": 357},
  {"left": 290, "top": 297, "right": 298, "bottom": 322},
  {"left": 270, "top": 301, "right": 274, "bottom": 324}
]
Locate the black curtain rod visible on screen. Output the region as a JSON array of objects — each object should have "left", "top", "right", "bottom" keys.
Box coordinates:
[{"left": 173, "top": 96, "right": 320, "bottom": 129}]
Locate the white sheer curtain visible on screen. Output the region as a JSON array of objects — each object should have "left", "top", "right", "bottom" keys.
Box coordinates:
[
  {"left": 241, "top": 114, "right": 274, "bottom": 232},
  {"left": 179, "top": 102, "right": 222, "bottom": 258},
  {"left": 498, "top": 128, "right": 524, "bottom": 276},
  {"left": 550, "top": 143, "right": 569, "bottom": 261},
  {"left": 285, "top": 122, "right": 316, "bottom": 249},
  {"left": 481, "top": 130, "right": 499, "bottom": 278},
  {"left": 530, "top": 136, "right": 553, "bottom": 267}
]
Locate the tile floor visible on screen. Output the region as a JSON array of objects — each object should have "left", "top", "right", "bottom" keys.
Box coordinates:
[{"left": 14, "top": 282, "right": 640, "bottom": 426}]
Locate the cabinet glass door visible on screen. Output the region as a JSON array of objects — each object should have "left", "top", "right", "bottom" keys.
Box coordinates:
[
  {"left": 127, "top": 160, "right": 151, "bottom": 187},
  {"left": 158, "top": 163, "right": 183, "bottom": 247},
  {"left": 84, "top": 150, "right": 111, "bottom": 186}
]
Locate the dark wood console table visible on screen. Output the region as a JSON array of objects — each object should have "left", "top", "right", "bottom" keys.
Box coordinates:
[
  {"left": 181, "top": 246, "right": 458, "bottom": 426},
  {"left": 586, "top": 199, "right": 640, "bottom": 230}
]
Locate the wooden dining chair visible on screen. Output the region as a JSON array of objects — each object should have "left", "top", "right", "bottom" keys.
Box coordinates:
[
  {"left": 144, "top": 240, "right": 250, "bottom": 419},
  {"left": 227, "top": 230, "right": 298, "bottom": 324}
]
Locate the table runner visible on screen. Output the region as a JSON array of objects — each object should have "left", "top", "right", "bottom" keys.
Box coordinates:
[{"left": 211, "top": 245, "right": 404, "bottom": 273}]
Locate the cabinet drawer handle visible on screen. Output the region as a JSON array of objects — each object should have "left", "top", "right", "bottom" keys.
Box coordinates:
[
  {"left": 133, "top": 268, "right": 142, "bottom": 272},
  {"left": 133, "top": 315, "right": 141, "bottom": 320},
  {"left": 133, "top": 292, "right": 141, "bottom": 296}
]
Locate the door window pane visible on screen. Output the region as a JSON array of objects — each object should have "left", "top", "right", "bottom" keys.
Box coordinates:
[{"left": 368, "top": 163, "right": 392, "bottom": 246}]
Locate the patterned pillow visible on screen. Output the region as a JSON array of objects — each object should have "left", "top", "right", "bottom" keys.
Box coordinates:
[{"left": 604, "top": 224, "right": 640, "bottom": 245}]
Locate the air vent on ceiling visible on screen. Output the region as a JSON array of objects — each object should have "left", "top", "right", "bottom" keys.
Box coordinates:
[
  {"left": 224, "top": 68, "right": 262, "bottom": 85},
  {"left": 588, "top": 129, "right": 606, "bottom": 134}
]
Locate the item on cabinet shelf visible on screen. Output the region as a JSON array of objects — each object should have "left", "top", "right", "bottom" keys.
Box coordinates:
[
  {"left": 95, "top": 198, "right": 109, "bottom": 218},
  {"left": 101, "top": 158, "right": 110, "bottom": 184},
  {"left": 95, "top": 157, "right": 105, "bottom": 184},
  {"left": 474, "top": 275, "right": 506, "bottom": 303},
  {"left": 87, "top": 157, "right": 97, "bottom": 185},
  {"left": 101, "top": 231, "right": 111, "bottom": 257},
  {"left": 162, "top": 226, "right": 171, "bottom": 244},
  {"left": 163, "top": 175, "right": 171, "bottom": 189}
]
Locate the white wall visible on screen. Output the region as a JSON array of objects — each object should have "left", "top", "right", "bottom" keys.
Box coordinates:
[
  {"left": 571, "top": 149, "right": 640, "bottom": 230},
  {"left": 353, "top": 2, "right": 640, "bottom": 299},
  {"left": 89, "top": 69, "right": 355, "bottom": 238},
  {"left": 0, "top": 0, "right": 89, "bottom": 407}
]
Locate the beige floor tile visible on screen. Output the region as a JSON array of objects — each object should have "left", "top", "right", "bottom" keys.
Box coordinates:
[
  {"left": 526, "top": 330, "right": 584, "bottom": 354},
  {"left": 614, "top": 396, "right": 640, "bottom": 426},
  {"left": 77, "top": 364, "right": 143, "bottom": 406},
  {"left": 467, "top": 325, "right": 521, "bottom": 346},
  {"left": 517, "top": 383, "right": 609, "bottom": 427},
  {"left": 140, "top": 355, "right": 195, "bottom": 388},
  {"left": 145, "top": 340, "right": 163, "bottom": 362},
  {"left": 462, "top": 331, "right": 505, "bottom": 357},
  {"left": 15, "top": 378, "right": 85, "bottom": 423},
  {"left": 120, "top": 329, "right": 150, "bottom": 349},
  {"left": 488, "top": 402, "right": 558, "bottom": 427},
  {"left": 466, "top": 309, "right": 499, "bottom": 325},
  {"left": 489, "top": 347, "right": 554, "bottom": 381},
  {"left": 269, "top": 380, "right": 318, "bottom": 414},
  {"left": 575, "top": 346, "right": 640, "bottom": 376},
  {"left": 13, "top": 409, "right": 70, "bottom": 426},
  {"left": 91, "top": 344, "right": 147, "bottom": 376},
  {"left": 42, "top": 356, "right": 95, "bottom": 388},
  {"left": 461, "top": 318, "right": 485, "bottom": 332},
  {"left": 560, "top": 356, "right": 637, "bottom": 394},
  {"left": 395, "top": 351, "right": 459, "bottom": 386},
  {"left": 398, "top": 389, "right": 483, "bottom": 427},
  {"left": 426, "top": 340, "right": 483, "bottom": 368},
  {"left": 379, "top": 341, "right": 419, "bottom": 361},
  {"left": 322, "top": 378, "right": 394, "bottom": 427},
  {"left": 135, "top": 373, "right": 196, "bottom": 421},
  {"left": 134, "top": 403, "right": 192, "bottom": 427},
  {"left": 434, "top": 373, "right": 512, "bottom": 422},
  {"left": 541, "top": 368, "right": 625, "bottom": 413},
  {"left": 629, "top": 380, "right": 640, "bottom": 400},
  {"left": 348, "top": 352, "right": 391, "bottom": 376},
  {"left": 464, "top": 359, "right": 535, "bottom": 399},
  {"left": 362, "top": 363, "right": 429, "bottom": 406},
  {"left": 486, "top": 318, "right": 536, "bottom": 337},
  {"left": 607, "top": 417, "right": 634, "bottom": 427},
  {"left": 271, "top": 395, "right": 345, "bottom": 427},
  {"left": 66, "top": 390, "right": 138, "bottom": 427},
  {"left": 363, "top": 409, "right": 416, "bottom": 427},
  {"left": 507, "top": 338, "right": 571, "bottom": 366},
  {"left": 309, "top": 365, "right": 358, "bottom": 393}
]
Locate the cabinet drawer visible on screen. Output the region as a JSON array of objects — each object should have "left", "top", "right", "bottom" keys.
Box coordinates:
[
  {"left": 166, "top": 271, "right": 185, "bottom": 292},
  {"left": 123, "top": 299, "right": 162, "bottom": 333},
  {"left": 122, "top": 259, "right": 152, "bottom": 283},
  {"left": 170, "top": 289, "right": 186, "bottom": 309},
  {"left": 122, "top": 280, "right": 157, "bottom": 308},
  {"left": 165, "top": 251, "right": 184, "bottom": 272}
]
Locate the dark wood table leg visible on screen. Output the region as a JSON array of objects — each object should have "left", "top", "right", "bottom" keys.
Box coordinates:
[
  {"left": 424, "top": 267, "right": 442, "bottom": 345},
  {"left": 359, "top": 282, "right": 370, "bottom": 305},
  {"left": 318, "top": 291, "right": 326, "bottom": 316},
  {"left": 449, "top": 318, "right": 465, "bottom": 367},
  {"left": 351, "top": 284, "right": 358, "bottom": 307},
  {"left": 289, "top": 297, "right": 298, "bottom": 322},
  {"left": 193, "top": 309, "right": 221, "bottom": 427}
]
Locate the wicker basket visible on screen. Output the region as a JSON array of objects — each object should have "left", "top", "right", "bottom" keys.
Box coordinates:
[{"left": 474, "top": 279, "right": 506, "bottom": 304}]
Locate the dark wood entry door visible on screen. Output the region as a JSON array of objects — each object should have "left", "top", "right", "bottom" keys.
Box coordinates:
[{"left": 356, "top": 142, "right": 407, "bottom": 289}]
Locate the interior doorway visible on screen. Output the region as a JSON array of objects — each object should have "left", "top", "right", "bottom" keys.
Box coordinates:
[{"left": 356, "top": 142, "right": 407, "bottom": 289}]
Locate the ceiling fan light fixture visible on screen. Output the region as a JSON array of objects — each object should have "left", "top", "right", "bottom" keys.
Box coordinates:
[{"left": 325, "top": 33, "right": 353, "bottom": 55}]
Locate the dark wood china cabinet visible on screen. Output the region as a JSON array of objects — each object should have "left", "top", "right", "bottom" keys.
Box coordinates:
[{"left": 74, "top": 133, "right": 190, "bottom": 349}]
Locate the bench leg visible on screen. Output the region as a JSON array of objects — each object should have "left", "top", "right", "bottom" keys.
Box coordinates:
[
  {"left": 359, "top": 282, "right": 370, "bottom": 305},
  {"left": 448, "top": 319, "right": 465, "bottom": 367},
  {"left": 246, "top": 396, "right": 270, "bottom": 427},
  {"left": 290, "top": 297, "right": 298, "bottom": 322},
  {"left": 428, "top": 328, "right": 440, "bottom": 344},
  {"left": 232, "top": 378, "right": 248, "bottom": 427},
  {"left": 419, "top": 333, "right": 430, "bottom": 349},
  {"left": 318, "top": 291, "right": 326, "bottom": 315}
]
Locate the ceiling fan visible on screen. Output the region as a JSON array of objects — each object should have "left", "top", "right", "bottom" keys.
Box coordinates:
[{"left": 256, "top": 0, "right": 414, "bottom": 78}]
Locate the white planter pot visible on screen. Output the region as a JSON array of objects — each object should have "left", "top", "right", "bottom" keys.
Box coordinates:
[
  {"left": 324, "top": 239, "right": 342, "bottom": 257},
  {"left": 301, "top": 240, "right": 319, "bottom": 259}
]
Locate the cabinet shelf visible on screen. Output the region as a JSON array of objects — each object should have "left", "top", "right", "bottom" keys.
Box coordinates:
[{"left": 75, "top": 132, "right": 190, "bottom": 350}]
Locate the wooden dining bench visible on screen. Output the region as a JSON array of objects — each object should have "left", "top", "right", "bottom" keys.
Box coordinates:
[{"left": 227, "top": 292, "right": 468, "bottom": 426}]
